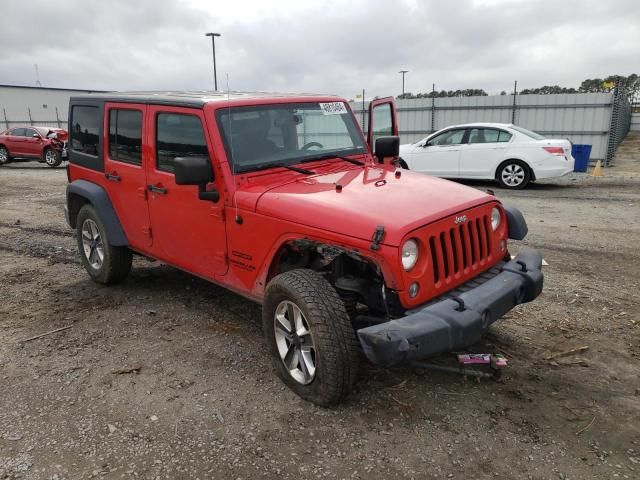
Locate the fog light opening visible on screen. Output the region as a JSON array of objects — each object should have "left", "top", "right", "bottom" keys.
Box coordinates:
[{"left": 408, "top": 282, "right": 420, "bottom": 298}]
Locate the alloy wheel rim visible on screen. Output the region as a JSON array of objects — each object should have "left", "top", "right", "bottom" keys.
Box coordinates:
[
  {"left": 502, "top": 164, "right": 525, "bottom": 186},
  {"left": 274, "top": 300, "right": 317, "bottom": 385},
  {"left": 45, "top": 150, "right": 57, "bottom": 165},
  {"left": 0, "top": 148, "right": 7, "bottom": 163},
  {"left": 81, "top": 219, "right": 105, "bottom": 269}
]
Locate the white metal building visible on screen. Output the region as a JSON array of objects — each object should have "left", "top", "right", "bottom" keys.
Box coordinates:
[{"left": 0, "top": 84, "right": 105, "bottom": 130}]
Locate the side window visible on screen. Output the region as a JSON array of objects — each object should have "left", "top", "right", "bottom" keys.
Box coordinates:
[
  {"left": 156, "top": 113, "right": 209, "bottom": 173},
  {"left": 10, "top": 128, "right": 26, "bottom": 137},
  {"left": 24, "top": 128, "right": 37, "bottom": 138},
  {"left": 109, "top": 109, "right": 143, "bottom": 165},
  {"left": 497, "top": 130, "right": 512, "bottom": 142},
  {"left": 430, "top": 129, "right": 465, "bottom": 146},
  {"left": 468, "top": 128, "right": 486, "bottom": 144},
  {"left": 484, "top": 129, "right": 500, "bottom": 143},
  {"left": 70, "top": 106, "right": 100, "bottom": 156},
  {"left": 371, "top": 103, "right": 393, "bottom": 148}
]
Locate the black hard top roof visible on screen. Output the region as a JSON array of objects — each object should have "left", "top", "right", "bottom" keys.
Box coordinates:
[{"left": 69, "top": 90, "right": 341, "bottom": 107}]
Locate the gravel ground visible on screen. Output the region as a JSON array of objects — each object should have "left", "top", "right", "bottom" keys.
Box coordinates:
[{"left": 1, "top": 140, "right": 639, "bottom": 479}]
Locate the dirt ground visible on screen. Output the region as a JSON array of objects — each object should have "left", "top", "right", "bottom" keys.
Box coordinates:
[{"left": 1, "top": 138, "right": 639, "bottom": 479}]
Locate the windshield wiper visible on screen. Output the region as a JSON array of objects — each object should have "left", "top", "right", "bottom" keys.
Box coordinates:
[
  {"left": 300, "top": 154, "right": 365, "bottom": 166},
  {"left": 241, "top": 162, "right": 315, "bottom": 175}
]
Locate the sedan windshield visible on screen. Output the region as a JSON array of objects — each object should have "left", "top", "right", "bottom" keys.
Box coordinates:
[
  {"left": 511, "top": 125, "right": 545, "bottom": 141},
  {"left": 215, "top": 102, "right": 367, "bottom": 173}
]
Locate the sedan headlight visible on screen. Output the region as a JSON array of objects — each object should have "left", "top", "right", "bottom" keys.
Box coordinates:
[
  {"left": 401, "top": 239, "right": 419, "bottom": 271},
  {"left": 491, "top": 207, "right": 501, "bottom": 231}
]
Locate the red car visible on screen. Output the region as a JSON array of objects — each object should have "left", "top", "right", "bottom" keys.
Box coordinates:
[
  {"left": 0, "top": 126, "right": 68, "bottom": 167},
  {"left": 65, "top": 92, "right": 542, "bottom": 405}
]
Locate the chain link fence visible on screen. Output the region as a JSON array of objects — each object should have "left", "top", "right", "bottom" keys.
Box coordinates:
[{"left": 605, "top": 82, "right": 633, "bottom": 164}]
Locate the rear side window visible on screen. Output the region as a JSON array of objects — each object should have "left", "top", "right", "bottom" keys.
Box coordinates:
[
  {"left": 109, "top": 109, "right": 143, "bottom": 165},
  {"left": 156, "top": 113, "right": 208, "bottom": 173},
  {"left": 498, "top": 130, "right": 512, "bottom": 142},
  {"left": 10, "top": 128, "right": 26, "bottom": 136},
  {"left": 70, "top": 106, "right": 100, "bottom": 156},
  {"left": 468, "top": 128, "right": 513, "bottom": 144}
]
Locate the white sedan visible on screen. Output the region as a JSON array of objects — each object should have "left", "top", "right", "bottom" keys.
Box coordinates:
[{"left": 398, "top": 123, "right": 575, "bottom": 189}]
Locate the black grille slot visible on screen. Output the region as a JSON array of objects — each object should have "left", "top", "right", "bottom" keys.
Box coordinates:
[
  {"left": 459, "top": 224, "right": 468, "bottom": 269},
  {"left": 429, "top": 236, "right": 439, "bottom": 283},
  {"left": 439, "top": 232, "right": 449, "bottom": 278},
  {"left": 449, "top": 229, "right": 459, "bottom": 273}
]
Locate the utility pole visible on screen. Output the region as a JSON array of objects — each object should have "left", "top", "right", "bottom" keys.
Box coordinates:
[
  {"left": 398, "top": 70, "right": 408, "bottom": 98},
  {"left": 205, "top": 32, "right": 222, "bottom": 90}
]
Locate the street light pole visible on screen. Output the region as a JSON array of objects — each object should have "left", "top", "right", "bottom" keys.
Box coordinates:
[
  {"left": 398, "top": 70, "right": 408, "bottom": 98},
  {"left": 205, "top": 32, "right": 221, "bottom": 90}
]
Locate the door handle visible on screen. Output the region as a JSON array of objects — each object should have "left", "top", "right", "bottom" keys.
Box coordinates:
[
  {"left": 147, "top": 184, "right": 168, "bottom": 195},
  {"left": 105, "top": 172, "right": 121, "bottom": 182}
]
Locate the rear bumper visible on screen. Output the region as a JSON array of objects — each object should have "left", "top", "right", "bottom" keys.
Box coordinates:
[
  {"left": 357, "top": 249, "right": 543, "bottom": 367},
  {"left": 534, "top": 156, "right": 574, "bottom": 179}
]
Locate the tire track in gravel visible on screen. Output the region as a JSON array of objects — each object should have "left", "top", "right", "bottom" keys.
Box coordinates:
[
  {"left": 0, "top": 221, "right": 73, "bottom": 238},
  {"left": 0, "top": 224, "right": 78, "bottom": 265}
]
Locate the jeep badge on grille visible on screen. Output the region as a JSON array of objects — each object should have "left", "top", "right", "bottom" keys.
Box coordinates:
[{"left": 454, "top": 215, "right": 468, "bottom": 224}]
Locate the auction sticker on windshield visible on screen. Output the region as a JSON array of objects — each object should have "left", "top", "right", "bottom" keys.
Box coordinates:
[{"left": 319, "top": 102, "right": 348, "bottom": 115}]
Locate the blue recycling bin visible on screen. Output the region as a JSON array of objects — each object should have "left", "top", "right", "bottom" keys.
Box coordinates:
[{"left": 571, "top": 144, "right": 592, "bottom": 173}]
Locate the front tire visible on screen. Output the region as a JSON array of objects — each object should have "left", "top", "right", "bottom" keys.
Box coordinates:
[
  {"left": 76, "top": 204, "right": 132, "bottom": 284},
  {"left": 43, "top": 148, "right": 62, "bottom": 167},
  {"left": 263, "top": 269, "right": 360, "bottom": 406},
  {"left": 0, "top": 146, "right": 10, "bottom": 165},
  {"left": 496, "top": 160, "right": 531, "bottom": 189}
]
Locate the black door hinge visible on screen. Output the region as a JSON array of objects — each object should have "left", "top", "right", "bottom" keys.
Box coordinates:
[{"left": 370, "top": 225, "right": 385, "bottom": 251}]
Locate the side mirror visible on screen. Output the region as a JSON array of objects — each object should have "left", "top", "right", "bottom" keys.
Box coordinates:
[
  {"left": 374, "top": 136, "right": 399, "bottom": 163},
  {"left": 32, "top": 133, "right": 40, "bottom": 138},
  {"left": 173, "top": 156, "right": 219, "bottom": 202},
  {"left": 174, "top": 156, "right": 213, "bottom": 185}
]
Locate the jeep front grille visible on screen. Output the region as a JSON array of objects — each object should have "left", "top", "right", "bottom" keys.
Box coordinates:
[{"left": 427, "top": 214, "right": 492, "bottom": 286}]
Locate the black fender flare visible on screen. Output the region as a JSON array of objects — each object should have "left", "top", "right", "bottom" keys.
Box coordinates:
[
  {"left": 503, "top": 205, "right": 528, "bottom": 240},
  {"left": 66, "top": 180, "right": 128, "bottom": 246}
]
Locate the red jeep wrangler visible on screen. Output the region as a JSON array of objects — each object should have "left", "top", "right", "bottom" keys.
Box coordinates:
[{"left": 65, "top": 92, "right": 542, "bottom": 405}]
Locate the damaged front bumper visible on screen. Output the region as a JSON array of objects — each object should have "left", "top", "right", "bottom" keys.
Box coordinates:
[{"left": 357, "top": 249, "right": 543, "bottom": 367}]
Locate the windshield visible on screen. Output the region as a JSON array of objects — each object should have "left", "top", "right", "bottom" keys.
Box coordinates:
[
  {"left": 511, "top": 125, "right": 545, "bottom": 140},
  {"left": 216, "top": 102, "right": 367, "bottom": 173}
]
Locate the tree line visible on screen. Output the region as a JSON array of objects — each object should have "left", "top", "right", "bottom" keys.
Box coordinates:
[{"left": 395, "top": 74, "right": 639, "bottom": 99}]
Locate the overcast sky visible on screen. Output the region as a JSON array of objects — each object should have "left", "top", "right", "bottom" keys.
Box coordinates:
[{"left": 1, "top": 0, "right": 638, "bottom": 99}]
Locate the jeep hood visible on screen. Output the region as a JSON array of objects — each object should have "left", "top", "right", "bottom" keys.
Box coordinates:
[{"left": 241, "top": 165, "right": 495, "bottom": 246}]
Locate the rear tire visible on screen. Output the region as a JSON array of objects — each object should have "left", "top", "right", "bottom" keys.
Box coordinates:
[
  {"left": 0, "top": 146, "right": 10, "bottom": 165},
  {"left": 76, "top": 204, "right": 132, "bottom": 284},
  {"left": 43, "top": 148, "right": 62, "bottom": 167},
  {"left": 263, "top": 269, "right": 360, "bottom": 406},
  {"left": 496, "top": 160, "right": 531, "bottom": 189}
]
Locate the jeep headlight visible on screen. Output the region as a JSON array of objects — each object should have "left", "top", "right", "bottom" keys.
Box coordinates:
[
  {"left": 491, "top": 207, "right": 501, "bottom": 231},
  {"left": 401, "top": 239, "right": 419, "bottom": 271}
]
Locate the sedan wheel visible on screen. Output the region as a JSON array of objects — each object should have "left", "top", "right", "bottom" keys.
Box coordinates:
[
  {"left": 497, "top": 161, "right": 531, "bottom": 189},
  {"left": 44, "top": 148, "right": 62, "bottom": 167},
  {"left": 0, "top": 147, "right": 9, "bottom": 165},
  {"left": 274, "top": 300, "right": 317, "bottom": 385}
]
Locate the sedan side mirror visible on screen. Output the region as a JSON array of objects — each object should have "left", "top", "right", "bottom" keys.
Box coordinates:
[
  {"left": 174, "top": 156, "right": 219, "bottom": 202},
  {"left": 32, "top": 133, "right": 40, "bottom": 138},
  {"left": 374, "top": 136, "right": 400, "bottom": 163}
]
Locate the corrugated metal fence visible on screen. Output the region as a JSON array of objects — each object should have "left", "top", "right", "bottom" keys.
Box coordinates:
[{"left": 351, "top": 91, "right": 632, "bottom": 164}]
